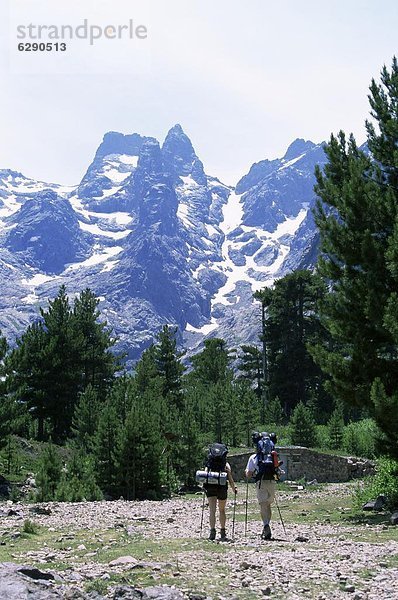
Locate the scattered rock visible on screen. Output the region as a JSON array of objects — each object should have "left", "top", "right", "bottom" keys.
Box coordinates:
[
  {"left": 362, "top": 495, "right": 386, "bottom": 511},
  {"left": 239, "top": 561, "right": 261, "bottom": 570},
  {"left": 390, "top": 512, "right": 398, "bottom": 525},
  {"left": 113, "top": 585, "right": 185, "bottom": 599},
  {"left": 109, "top": 556, "right": 140, "bottom": 567},
  {"left": 0, "top": 562, "right": 90, "bottom": 599},
  {"left": 18, "top": 567, "right": 55, "bottom": 581},
  {"left": 30, "top": 506, "right": 52, "bottom": 516}
]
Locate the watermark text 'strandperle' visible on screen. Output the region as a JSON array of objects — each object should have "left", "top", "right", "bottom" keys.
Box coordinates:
[{"left": 17, "top": 19, "right": 148, "bottom": 46}]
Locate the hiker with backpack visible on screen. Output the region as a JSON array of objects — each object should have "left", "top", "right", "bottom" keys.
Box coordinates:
[
  {"left": 245, "top": 432, "right": 281, "bottom": 540},
  {"left": 196, "top": 442, "right": 238, "bottom": 541}
]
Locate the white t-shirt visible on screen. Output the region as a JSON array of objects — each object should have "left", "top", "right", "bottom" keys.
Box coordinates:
[{"left": 246, "top": 453, "right": 259, "bottom": 475}]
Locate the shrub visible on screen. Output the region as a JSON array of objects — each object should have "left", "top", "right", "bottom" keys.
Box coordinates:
[
  {"left": 22, "top": 519, "right": 39, "bottom": 534},
  {"left": 354, "top": 457, "right": 398, "bottom": 510},
  {"left": 343, "top": 419, "right": 377, "bottom": 458},
  {"left": 56, "top": 451, "right": 102, "bottom": 502},
  {"left": 36, "top": 443, "right": 62, "bottom": 502},
  {"left": 315, "top": 425, "right": 329, "bottom": 450}
]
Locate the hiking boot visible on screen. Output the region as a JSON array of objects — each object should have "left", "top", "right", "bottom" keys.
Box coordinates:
[
  {"left": 261, "top": 524, "right": 271, "bottom": 540},
  {"left": 220, "top": 528, "right": 227, "bottom": 541},
  {"left": 209, "top": 528, "right": 216, "bottom": 541}
]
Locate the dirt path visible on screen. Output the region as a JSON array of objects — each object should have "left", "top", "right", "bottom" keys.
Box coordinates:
[{"left": 1, "top": 482, "right": 397, "bottom": 599}]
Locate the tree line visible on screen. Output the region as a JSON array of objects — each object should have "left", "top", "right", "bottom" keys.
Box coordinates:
[{"left": 1, "top": 58, "right": 398, "bottom": 500}]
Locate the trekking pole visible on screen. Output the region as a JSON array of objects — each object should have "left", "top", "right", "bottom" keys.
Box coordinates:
[
  {"left": 274, "top": 492, "right": 286, "bottom": 536},
  {"left": 244, "top": 478, "right": 249, "bottom": 537},
  {"left": 232, "top": 489, "right": 237, "bottom": 540},
  {"left": 200, "top": 489, "right": 206, "bottom": 538}
]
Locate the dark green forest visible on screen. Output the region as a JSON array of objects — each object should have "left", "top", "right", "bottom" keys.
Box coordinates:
[{"left": 1, "top": 58, "right": 398, "bottom": 501}]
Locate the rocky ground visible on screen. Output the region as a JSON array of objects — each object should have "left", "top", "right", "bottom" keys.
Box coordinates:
[{"left": 0, "top": 482, "right": 397, "bottom": 599}]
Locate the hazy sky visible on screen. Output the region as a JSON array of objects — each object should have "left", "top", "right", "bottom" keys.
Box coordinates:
[{"left": 1, "top": 0, "right": 397, "bottom": 186}]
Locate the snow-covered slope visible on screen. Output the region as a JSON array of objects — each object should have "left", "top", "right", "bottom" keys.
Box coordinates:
[{"left": 0, "top": 129, "right": 326, "bottom": 362}]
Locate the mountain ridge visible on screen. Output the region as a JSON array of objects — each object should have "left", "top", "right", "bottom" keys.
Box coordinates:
[{"left": 0, "top": 126, "right": 327, "bottom": 363}]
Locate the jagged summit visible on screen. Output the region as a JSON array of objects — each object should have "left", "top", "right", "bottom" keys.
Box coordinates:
[
  {"left": 283, "top": 138, "right": 316, "bottom": 161},
  {"left": 0, "top": 126, "right": 327, "bottom": 363},
  {"left": 94, "top": 131, "right": 146, "bottom": 159},
  {"left": 162, "top": 124, "right": 206, "bottom": 184}
]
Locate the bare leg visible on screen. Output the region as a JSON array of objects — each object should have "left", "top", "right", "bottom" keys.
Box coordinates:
[
  {"left": 208, "top": 496, "right": 217, "bottom": 529},
  {"left": 218, "top": 499, "right": 227, "bottom": 529},
  {"left": 260, "top": 501, "right": 272, "bottom": 524}
]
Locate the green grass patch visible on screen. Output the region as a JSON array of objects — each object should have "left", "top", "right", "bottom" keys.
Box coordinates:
[{"left": 22, "top": 519, "right": 40, "bottom": 535}]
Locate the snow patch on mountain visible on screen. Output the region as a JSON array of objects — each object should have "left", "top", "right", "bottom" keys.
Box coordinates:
[
  {"left": 65, "top": 245, "right": 123, "bottom": 271},
  {"left": 78, "top": 221, "right": 131, "bottom": 239},
  {"left": 0, "top": 129, "right": 327, "bottom": 363},
  {"left": 22, "top": 273, "right": 57, "bottom": 286}
]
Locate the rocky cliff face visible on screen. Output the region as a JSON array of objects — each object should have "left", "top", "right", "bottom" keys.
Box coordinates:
[{"left": 0, "top": 127, "right": 327, "bottom": 362}]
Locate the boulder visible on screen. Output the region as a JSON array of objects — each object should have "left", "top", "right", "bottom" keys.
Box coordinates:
[
  {"left": 390, "top": 512, "right": 398, "bottom": 525},
  {"left": 113, "top": 586, "right": 185, "bottom": 599},
  {"left": 0, "top": 562, "right": 82, "bottom": 599},
  {"left": 109, "top": 556, "right": 140, "bottom": 567},
  {"left": 362, "top": 495, "right": 387, "bottom": 511}
]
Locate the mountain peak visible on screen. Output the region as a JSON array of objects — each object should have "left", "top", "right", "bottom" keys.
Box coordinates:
[
  {"left": 283, "top": 138, "right": 316, "bottom": 161},
  {"left": 95, "top": 131, "right": 146, "bottom": 159},
  {"left": 168, "top": 123, "right": 185, "bottom": 135},
  {"left": 162, "top": 124, "right": 195, "bottom": 156},
  {"left": 162, "top": 125, "right": 205, "bottom": 182}
]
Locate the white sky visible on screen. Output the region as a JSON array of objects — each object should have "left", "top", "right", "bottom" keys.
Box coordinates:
[{"left": 0, "top": 0, "right": 397, "bottom": 186}]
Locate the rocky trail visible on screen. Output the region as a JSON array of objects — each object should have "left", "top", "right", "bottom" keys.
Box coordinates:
[{"left": 1, "top": 482, "right": 398, "bottom": 599}]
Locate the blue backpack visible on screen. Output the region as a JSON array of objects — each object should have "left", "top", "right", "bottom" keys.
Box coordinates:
[{"left": 255, "top": 435, "right": 276, "bottom": 482}]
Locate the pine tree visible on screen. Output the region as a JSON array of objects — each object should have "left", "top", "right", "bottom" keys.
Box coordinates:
[
  {"left": 93, "top": 401, "right": 121, "bottom": 497},
  {"left": 208, "top": 380, "right": 236, "bottom": 444},
  {"left": 134, "top": 345, "right": 159, "bottom": 393},
  {"left": 327, "top": 406, "right": 344, "bottom": 449},
  {"left": 257, "top": 271, "right": 330, "bottom": 418},
  {"left": 0, "top": 332, "right": 30, "bottom": 443},
  {"left": 7, "top": 285, "right": 118, "bottom": 441},
  {"left": 71, "top": 384, "right": 99, "bottom": 452},
  {"left": 238, "top": 345, "right": 263, "bottom": 399},
  {"left": 190, "top": 338, "right": 233, "bottom": 385},
  {"left": 253, "top": 288, "right": 272, "bottom": 419},
  {"left": 36, "top": 443, "right": 63, "bottom": 501},
  {"left": 72, "top": 288, "right": 118, "bottom": 398},
  {"left": 290, "top": 402, "right": 317, "bottom": 448},
  {"left": 118, "top": 388, "right": 163, "bottom": 500},
  {"left": 6, "top": 322, "right": 49, "bottom": 440},
  {"left": 107, "top": 375, "right": 134, "bottom": 425},
  {"left": 312, "top": 58, "right": 398, "bottom": 456},
  {"left": 370, "top": 378, "right": 398, "bottom": 458},
  {"left": 236, "top": 380, "right": 261, "bottom": 446},
  {"left": 154, "top": 325, "right": 185, "bottom": 408},
  {"left": 263, "top": 397, "right": 285, "bottom": 427},
  {"left": 40, "top": 285, "right": 79, "bottom": 439},
  {"left": 172, "top": 399, "right": 203, "bottom": 488}
]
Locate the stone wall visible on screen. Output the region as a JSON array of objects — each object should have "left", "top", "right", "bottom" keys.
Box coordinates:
[{"left": 228, "top": 446, "right": 374, "bottom": 483}]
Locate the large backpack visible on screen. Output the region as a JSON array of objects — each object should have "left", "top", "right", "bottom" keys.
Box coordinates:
[
  {"left": 206, "top": 443, "right": 228, "bottom": 472},
  {"left": 255, "top": 435, "right": 276, "bottom": 483}
]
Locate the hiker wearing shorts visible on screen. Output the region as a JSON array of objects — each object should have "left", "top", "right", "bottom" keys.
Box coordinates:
[
  {"left": 245, "top": 433, "right": 278, "bottom": 540},
  {"left": 204, "top": 461, "right": 237, "bottom": 541}
]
